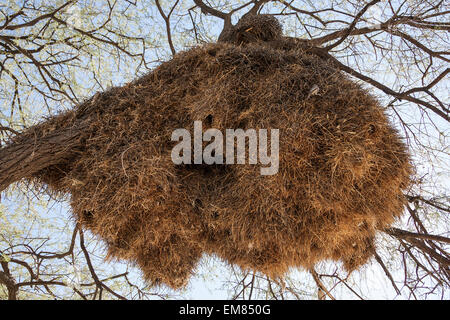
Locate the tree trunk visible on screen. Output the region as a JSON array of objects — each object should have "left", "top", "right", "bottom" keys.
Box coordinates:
[{"left": 0, "top": 121, "right": 88, "bottom": 193}]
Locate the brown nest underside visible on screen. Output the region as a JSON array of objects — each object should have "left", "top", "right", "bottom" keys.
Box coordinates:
[{"left": 11, "top": 16, "right": 412, "bottom": 288}]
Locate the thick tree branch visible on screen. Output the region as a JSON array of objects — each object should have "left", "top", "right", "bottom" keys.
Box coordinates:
[
  {"left": 0, "top": 118, "right": 89, "bottom": 193},
  {"left": 386, "top": 227, "right": 450, "bottom": 245},
  {"left": 193, "top": 0, "right": 232, "bottom": 30},
  {"left": 0, "top": 261, "right": 17, "bottom": 300}
]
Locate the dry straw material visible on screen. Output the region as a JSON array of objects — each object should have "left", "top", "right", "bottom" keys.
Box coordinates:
[{"left": 2, "top": 15, "right": 411, "bottom": 288}]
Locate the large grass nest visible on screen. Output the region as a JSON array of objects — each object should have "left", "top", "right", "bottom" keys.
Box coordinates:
[{"left": 10, "top": 15, "right": 411, "bottom": 288}]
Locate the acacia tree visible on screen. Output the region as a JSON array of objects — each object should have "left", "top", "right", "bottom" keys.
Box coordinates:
[{"left": 0, "top": 0, "right": 449, "bottom": 300}]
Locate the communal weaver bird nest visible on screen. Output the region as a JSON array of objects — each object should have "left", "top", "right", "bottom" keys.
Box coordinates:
[{"left": 0, "top": 15, "right": 412, "bottom": 288}]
